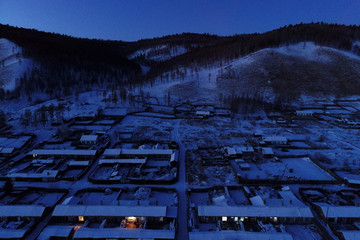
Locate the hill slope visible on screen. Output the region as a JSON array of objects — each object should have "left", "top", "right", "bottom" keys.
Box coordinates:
[
  {"left": 144, "top": 42, "right": 360, "bottom": 104},
  {"left": 0, "top": 38, "right": 33, "bottom": 91},
  {"left": 1, "top": 23, "right": 360, "bottom": 102}
]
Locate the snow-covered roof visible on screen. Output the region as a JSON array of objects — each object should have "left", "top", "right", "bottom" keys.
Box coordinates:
[
  {"left": 0, "top": 205, "right": 45, "bottom": 217},
  {"left": 315, "top": 204, "right": 360, "bottom": 218},
  {"left": 37, "top": 226, "right": 73, "bottom": 240},
  {"left": 278, "top": 191, "right": 305, "bottom": 207},
  {"left": 103, "top": 149, "right": 121, "bottom": 156},
  {"left": 28, "top": 149, "right": 97, "bottom": 156},
  {"left": 8, "top": 170, "right": 58, "bottom": 179},
  {"left": 197, "top": 206, "right": 313, "bottom": 218},
  {"left": 121, "top": 149, "right": 175, "bottom": 156},
  {"left": 31, "top": 159, "right": 54, "bottom": 164},
  {"left": 68, "top": 160, "right": 90, "bottom": 166},
  {"left": 195, "top": 110, "right": 210, "bottom": 116},
  {"left": 263, "top": 136, "right": 288, "bottom": 143},
  {"left": 99, "top": 159, "right": 147, "bottom": 164},
  {"left": 224, "top": 147, "right": 236, "bottom": 156},
  {"left": 296, "top": 110, "right": 313, "bottom": 115},
  {"left": 0, "top": 136, "right": 31, "bottom": 149},
  {"left": 262, "top": 147, "right": 274, "bottom": 155},
  {"left": 80, "top": 135, "right": 98, "bottom": 142},
  {"left": 339, "top": 230, "right": 360, "bottom": 240},
  {"left": 53, "top": 205, "right": 175, "bottom": 217},
  {"left": 74, "top": 228, "right": 175, "bottom": 239},
  {"left": 0, "top": 229, "right": 27, "bottom": 239},
  {"left": 102, "top": 108, "right": 127, "bottom": 116},
  {"left": 104, "top": 148, "right": 175, "bottom": 157},
  {"left": 250, "top": 196, "right": 265, "bottom": 206},
  {"left": 239, "top": 163, "right": 251, "bottom": 169},
  {"left": 189, "top": 230, "right": 293, "bottom": 240},
  {"left": 0, "top": 147, "right": 14, "bottom": 154},
  {"left": 236, "top": 146, "right": 254, "bottom": 153}
]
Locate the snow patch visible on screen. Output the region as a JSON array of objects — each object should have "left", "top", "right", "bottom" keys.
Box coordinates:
[
  {"left": 0, "top": 38, "right": 34, "bottom": 91},
  {"left": 129, "top": 44, "right": 188, "bottom": 61}
]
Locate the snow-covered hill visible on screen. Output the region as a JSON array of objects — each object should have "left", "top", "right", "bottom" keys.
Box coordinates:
[
  {"left": 0, "top": 38, "right": 33, "bottom": 91},
  {"left": 142, "top": 42, "right": 360, "bottom": 104}
]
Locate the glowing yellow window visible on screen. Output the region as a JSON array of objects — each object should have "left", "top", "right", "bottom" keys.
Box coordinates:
[
  {"left": 78, "top": 216, "right": 84, "bottom": 222},
  {"left": 222, "top": 216, "right": 227, "bottom": 222}
]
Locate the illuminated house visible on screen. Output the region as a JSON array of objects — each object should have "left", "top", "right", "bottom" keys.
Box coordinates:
[{"left": 51, "top": 205, "right": 177, "bottom": 239}]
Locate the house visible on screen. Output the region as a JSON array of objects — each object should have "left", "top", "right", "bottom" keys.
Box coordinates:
[
  {"left": 195, "top": 111, "right": 210, "bottom": 118},
  {"left": 314, "top": 204, "right": 360, "bottom": 224},
  {"left": 224, "top": 147, "right": 237, "bottom": 158},
  {"left": 261, "top": 147, "right": 274, "bottom": 158},
  {"left": 239, "top": 163, "right": 251, "bottom": 170},
  {"left": 7, "top": 170, "right": 59, "bottom": 182},
  {"left": 28, "top": 149, "right": 97, "bottom": 159},
  {"left": 80, "top": 134, "right": 98, "bottom": 145},
  {"left": 262, "top": 136, "right": 288, "bottom": 145},
  {"left": 0, "top": 205, "right": 46, "bottom": 239},
  {"left": 236, "top": 146, "right": 254, "bottom": 156},
  {"left": 189, "top": 231, "right": 293, "bottom": 240},
  {"left": 103, "top": 148, "right": 177, "bottom": 162},
  {"left": 296, "top": 110, "right": 313, "bottom": 117},
  {"left": 0, "top": 147, "right": 15, "bottom": 157},
  {"left": 52, "top": 205, "right": 177, "bottom": 239},
  {"left": 197, "top": 205, "right": 313, "bottom": 224}
]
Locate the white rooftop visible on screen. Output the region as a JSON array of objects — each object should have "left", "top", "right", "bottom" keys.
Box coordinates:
[
  {"left": 296, "top": 110, "right": 313, "bottom": 114},
  {"left": 0, "top": 205, "right": 45, "bottom": 217},
  {"left": 0, "top": 147, "right": 14, "bottom": 154},
  {"left": 37, "top": 226, "right": 73, "bottom": 240},
  {"left": 29, "top": 149, "right": 97, "bottom": 156},
  {"left": 7, "top": 170, "right": 58, "bottom": 179},
  {"left": 0, "top": 229, "right": 27, "bottom": 239},
  {"left": 80, "top": 135, "right": 98, "bottom": 142},
  {"left": 189, "top": 230, "right": 293, "bottom": 240},
  {"left": 53, "top": 205, "right": 175, "bottom": 217},
  {"left": 99, "top": 158, "right": 147, "bottom": 164},
  {"left": 263, "top": 136, "right": 288, "bottom": 143},
  {"left": 74, "top": 228, "right": 175, "bottom": 239},
  {"left": 316, "top": 204, "right": 360, "bottom": 218},
  {"left": 68, "top": 160, "right": 90, "bottom": 166},
  {"left": 197, "top": 206, "right": 313, "bottom": 218},
  {"left": 103, "top": 149, "right": 121, "bottom": 156},
  {"left": 339, "top": 230, "right": 360, "bottom": 240},
  {"left": 121, "top": 148, "right": 174, "bottom": 155},
  {"left": 250, "top": 196, "right": 265, "bottom": 206},
  {"left": 195, "top": 110, "right": 210, "bottom": 115},
  {"left": 262, "top": 147, "right": 274, "bottom": 155}
]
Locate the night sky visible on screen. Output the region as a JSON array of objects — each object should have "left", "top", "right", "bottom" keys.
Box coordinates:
[{"left": 1, "top": 0, "right": 359, "bottom": 41}]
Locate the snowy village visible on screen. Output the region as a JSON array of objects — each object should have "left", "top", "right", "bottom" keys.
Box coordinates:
[{"left": 1, "top": 3, "right": 360, "bottom": 240}]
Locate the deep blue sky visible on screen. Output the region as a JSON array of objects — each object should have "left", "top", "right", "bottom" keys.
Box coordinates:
[{"left": 1, "top": 0, "right": 359, "bottom": 41}]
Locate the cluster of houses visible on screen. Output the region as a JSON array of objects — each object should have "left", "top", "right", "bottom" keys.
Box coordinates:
[
  {"left": 188, "top": 186, "right": 317, "bottom": 240},
  {"left": 37, "top": 187, "right": 178, "bottom": 240}
]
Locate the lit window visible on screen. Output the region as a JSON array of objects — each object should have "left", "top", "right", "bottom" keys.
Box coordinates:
[
  {"left": 240, "top": 217, "right": 244, "bottom": 222},
  {"left": 78, "top": 216, "right": 84, "bottom": 222},
  {"left": 234, "top": 217, "right": 238, "bottom": 222},
  {"left": 126, "top": 216, "right": 137, "bottom": 222},
  {"left": 74, "top": 225, "right": 82, "bottom": 231},
  {"left": 222, "top": 216, "right": 227, "bottom": 222},
  {"left": 273, "top": 217, "right": 277, "bottom": 222}
]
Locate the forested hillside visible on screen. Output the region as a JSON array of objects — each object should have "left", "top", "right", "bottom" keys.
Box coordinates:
[{"left": 0, "top": 22, "right": 360, "bottom": 100}]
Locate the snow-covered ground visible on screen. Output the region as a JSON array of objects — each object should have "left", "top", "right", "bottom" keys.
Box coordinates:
[
  {"left": 0, "top": 38, "right": 33, "bottom": 91},
  {"left": 137, "top": 41, "right": 360, "bottom": 106},
  {"left": 129, "top": 44, "right": 188, "bottom": 61}
]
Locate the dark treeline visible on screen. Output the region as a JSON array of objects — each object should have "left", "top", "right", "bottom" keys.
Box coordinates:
[
  {"left": 0, "top": 24, "right": 141, "bottom": 98},
  {"left": 1, "top": 22, "right": 360, "bottom": 98}
]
